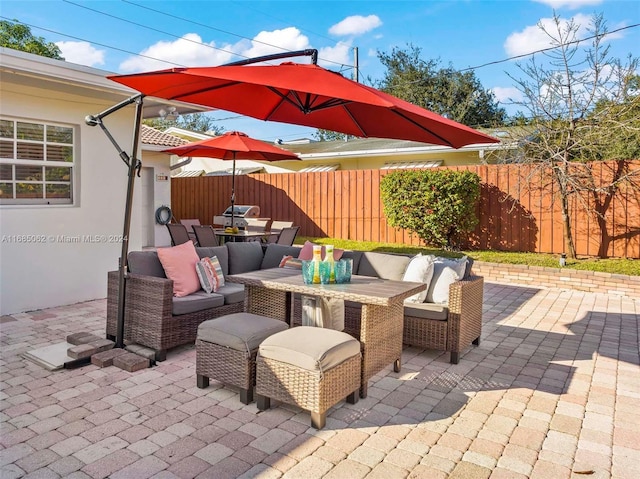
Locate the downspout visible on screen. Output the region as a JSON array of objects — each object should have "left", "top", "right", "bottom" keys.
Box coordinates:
[{"left": 170, "top": 156, "right": 192, "bottom": 171}]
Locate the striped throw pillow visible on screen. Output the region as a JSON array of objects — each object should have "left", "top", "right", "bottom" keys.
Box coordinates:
[{"left": 195, "top": 256, "right": 225, "bottom": 293}]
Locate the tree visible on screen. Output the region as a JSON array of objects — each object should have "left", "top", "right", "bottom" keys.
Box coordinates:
[
  {"left": 376, "top": 44, "right": 506, "bottom": 127},
  {"left": 501, "top": 12, "right": 640, "bottom": 259},
  {"left": 143, "top": 113, "right": 225, "bottom": 135},
  {"left": 313, "top": 129, "right": 347, "bottom": 142},
  {"left": 0, "top": 20, "right": 63, "bottom": 59},
  {"left": 380, "top": 169, "right": 481, "bottom": 249}
]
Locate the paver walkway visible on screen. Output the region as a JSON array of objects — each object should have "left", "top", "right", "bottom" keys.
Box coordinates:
[{"left": 1, "top": 282, "right": 638, "bottom": 478}]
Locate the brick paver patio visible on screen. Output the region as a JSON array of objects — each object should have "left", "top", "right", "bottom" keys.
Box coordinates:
[{"left": 1, "top": 282, "right": 638, "bottom": 478}]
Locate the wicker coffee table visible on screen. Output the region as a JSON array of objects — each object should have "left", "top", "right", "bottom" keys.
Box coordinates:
[{"left": 226, "top": 268, "right": 426, "bottom": 398}]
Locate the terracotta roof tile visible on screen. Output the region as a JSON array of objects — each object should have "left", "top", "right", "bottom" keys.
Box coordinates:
[{"left": 141, "top": 125, "right": 188, "bottom": 147}]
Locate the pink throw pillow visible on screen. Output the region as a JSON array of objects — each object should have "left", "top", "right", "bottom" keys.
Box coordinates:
[
  {"left": 157, "top": 242, "right": 201, "bottom": 297},
  {"left": 297, "top": 241, "right": 344, "bottom": 261},
  {"left": 298, "top": 241, "right": 315, "bottom": 260}
]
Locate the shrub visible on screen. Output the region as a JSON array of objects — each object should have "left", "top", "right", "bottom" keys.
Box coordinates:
[{"left": 380, "top": 169, "right": 481, "bottom": 249}]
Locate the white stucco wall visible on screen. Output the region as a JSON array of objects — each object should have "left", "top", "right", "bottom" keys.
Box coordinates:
[
  {"left": 0, "top": 83, "right": 142, "bottom": 315},
  {"left": 138, "top": 151, "right": 172, "bottom": 247}
]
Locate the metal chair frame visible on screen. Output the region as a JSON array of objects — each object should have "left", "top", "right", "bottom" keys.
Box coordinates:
[
  {"left": 275, "top": 226, "right": 300, "bottom": 246},
  {"left": 192, "top": 225, "right": 219, "bottom": 247},
  {"left": 166, "top": 223, "right": 192, "bottom": 246}
]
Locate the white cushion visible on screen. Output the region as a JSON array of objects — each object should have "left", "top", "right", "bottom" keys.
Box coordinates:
[
  {"left": 402, "top": 254, "right": 435, "bottom": 303},
  {"left": 426, "top": 256, "right": 468, "bottom": 304}
]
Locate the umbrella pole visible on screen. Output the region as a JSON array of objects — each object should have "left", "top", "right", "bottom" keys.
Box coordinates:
[
  {"left": 230, "top": 154, "right": 236, "bottom": 229},
  {"left": 86, "top": 94, "right": 144, "bottom": 350}
]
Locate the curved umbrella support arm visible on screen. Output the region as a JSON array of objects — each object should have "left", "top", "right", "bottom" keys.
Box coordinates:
[{"left": 225, "top": 48, "right": 318, "bottom": 66}]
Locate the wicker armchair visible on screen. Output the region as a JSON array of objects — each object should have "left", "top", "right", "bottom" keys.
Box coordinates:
[
  {"left": 293, "top": 275, "right": 484, "bottom": 365},
  {"left": 402, "top": 275, "right": 483, "bottom": 364},
  {"left": 106, "top": 271, "right": 243, "bottom": 361}
]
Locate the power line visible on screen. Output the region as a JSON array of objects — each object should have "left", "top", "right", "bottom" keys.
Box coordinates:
[
  {"left": 229, "top": 0, "right": 337, "bottom": 44},
  {"left": 64, "top": 0, "right": 252, "bottom": 63},
  {"left": 120, "top": 0, "right": 350, "bottom": 69},
  {"left": 0, "top": 16, "right": 193, "bottom": 68},
  {"left": 461, "top": 22, "right": 640, "bottom": 72}
]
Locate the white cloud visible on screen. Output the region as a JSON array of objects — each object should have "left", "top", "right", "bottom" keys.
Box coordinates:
[
  {"left": 117, "top": 26, "right": 362, "bottom": 74},
  {"left": 492, "top": 86, "right": 523, "bottom": 103},
  {"left": 504, "top": 13, "right": 591, "bottom": 57},
  {"left": 241, "top": 27, "right": 310, "bottom": 60},
  {"left": 56, "top": 41, "right": 105, "bottom": 67},
  {"left": 317, "top": 41, "right": 353, "bottom": 68},
  {"left": 329, "top": 15, "right": 382, "bottom": 36},
  {"left": 119, "top": 33, "right": 238, "bottom": 73},
  {"left": 532, "top": 0, "right": 602, "bottom": 9}
]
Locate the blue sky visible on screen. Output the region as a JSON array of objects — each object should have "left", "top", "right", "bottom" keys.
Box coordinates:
[{"left": 2, "top": 0, "right": 639, "bottom": 141}]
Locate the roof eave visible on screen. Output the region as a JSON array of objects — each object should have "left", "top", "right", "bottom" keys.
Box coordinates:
[{"left": 294, "top": 142, "right": 508, "bottom": 160}]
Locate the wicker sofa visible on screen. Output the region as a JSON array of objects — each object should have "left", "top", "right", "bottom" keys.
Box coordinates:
[
  {"left": 107, "top": 243, "right": 483, "bottom": 363},
  {"left": 106, "top": 242, "right": 301, "bottom": 361}
]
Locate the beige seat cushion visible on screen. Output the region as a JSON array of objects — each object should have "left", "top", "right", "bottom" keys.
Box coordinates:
[
  {"left": 259, "top": 326, "right": 360, "bottom": 372},
  {"left": 197, "top": 313, "right": 288, "bottom": 352},
  {"left": 403, "top": 302, "right": 449, "bottom": 321}
]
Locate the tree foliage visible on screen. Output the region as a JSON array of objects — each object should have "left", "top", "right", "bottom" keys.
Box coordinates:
[
  {"left": 143, "top": 113, "right": 225, "bottom": 135},
  {"left": 313, "top": 129, "right": 347, "bottom": 141},
  {"left": 376, "top": 44, "right": 506, "bottom": 127},
  {"left": 500, "top": 12, "right": 640, "bottom": 259},
  {"left": 0, "top": 20, "right": 63, "bottom": 59},
  {"left": 380, "top": 169, "right": 481, "bottom": 249}
]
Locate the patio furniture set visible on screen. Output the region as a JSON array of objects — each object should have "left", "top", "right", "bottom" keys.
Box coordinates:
[
  {"left": 167, "top": 220, "right": 300, "bottom": 247},
  {"left": 106, "top": 241, "right": 483, "bottom": 428}
]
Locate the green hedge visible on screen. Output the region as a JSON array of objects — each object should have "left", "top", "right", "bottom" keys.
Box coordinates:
[{"left": 380, "top": 169, "right": 481, "bottom": 249}]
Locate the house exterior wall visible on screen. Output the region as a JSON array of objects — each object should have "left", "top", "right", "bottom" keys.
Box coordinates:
[
  {"left": 295, "top": 150, "right": 481, "bottom": 170},
  {"left": 139, "top": 151, "right": 172, "bottom": 247},
  {"left": 0, "top": 82, "right": 141, "bottom": 314},
  {"left": 177, "top": 149, "right": 483, "bottom": 176}
]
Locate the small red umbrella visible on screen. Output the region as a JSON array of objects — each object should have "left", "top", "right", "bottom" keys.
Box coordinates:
[
  {"left": 163, "top": 131, "right": 300, "bottom": 226},
  {"left": 110, "top": 62, "right": 498, "bottom": 148}
]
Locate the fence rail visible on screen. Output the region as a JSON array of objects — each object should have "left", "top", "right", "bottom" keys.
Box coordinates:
[{"left": 171, "top": 161, "right": 640, "bottom": 258}]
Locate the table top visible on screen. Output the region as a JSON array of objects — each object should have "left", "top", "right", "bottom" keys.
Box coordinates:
[
  {"left": 226, "top": 267, "right": 426, "bottom": 306},
  {"left": 214, "top": 229, "right": 271, "bottom": 237},
  {"left": 214, "top": 230, "right": 280, "bottom": 244}
]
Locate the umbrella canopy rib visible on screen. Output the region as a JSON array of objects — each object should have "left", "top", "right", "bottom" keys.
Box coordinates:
[
  {"left": 169, "top": 79, "right": 241, "bottom": 102},
  {"left": 390, "top": 110, "right": 455, "bottom": 148},
  {"left": 342, "top": 105, "right": 367, "bottom": 137}
]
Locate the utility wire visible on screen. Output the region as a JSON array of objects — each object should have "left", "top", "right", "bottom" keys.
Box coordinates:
[
  {"left": 461, "top": 22, "right": 640, "bottom": 72},
  {"left": 229, "top": 0, "right": 337, "bottom": 44},
  {"left": 0, "top": 16, "right": 193, "bottom": 68},
  {"left": 120, "top": 0, "right": 350, "bottom": 69},
  {"left": 64, "top": 0, "right": 253, "bottom": 63}
]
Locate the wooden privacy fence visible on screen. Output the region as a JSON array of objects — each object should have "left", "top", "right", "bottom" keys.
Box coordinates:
[{"left": 171, "top": 160, "right": 640, "bottom": 258}]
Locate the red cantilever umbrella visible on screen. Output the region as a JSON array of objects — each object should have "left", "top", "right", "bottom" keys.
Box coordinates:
[
  {"left": 163, "top": 131, "right": 300, "bottom": 227},
  {"left": 110, "top": 62, "right": 498, "bottom": 148}
]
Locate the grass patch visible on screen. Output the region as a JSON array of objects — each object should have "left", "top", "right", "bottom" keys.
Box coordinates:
[{"left": 296, "top": 236, "right": 640, "bottom": 277}]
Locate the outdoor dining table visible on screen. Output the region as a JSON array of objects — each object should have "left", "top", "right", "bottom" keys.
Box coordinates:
[
  {"left": 214, "top": 229, "right": 279, "bottom": 244},
  {"left": 225, "top": 267, "right": 426, "bottom": 398}
]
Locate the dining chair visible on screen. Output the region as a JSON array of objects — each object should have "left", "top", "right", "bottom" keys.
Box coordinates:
[
  {"left": 192, "top": 225, "right": 219, "bottom": 247},
  {"left": 269, "top": 220, "right": 294, "bottom": 232},
  {"left": 180, "top": 219, "right": 201, "bottom": 243},
  {"left": 275, "top": 226, "right": 300, "bottom": 246},
  {"left": 166, "top": 224, "right": 192, "bottom": 246}
]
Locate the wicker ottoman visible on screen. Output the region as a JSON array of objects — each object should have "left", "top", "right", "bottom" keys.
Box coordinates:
[
  {"left": 256, "top": 326, "right": 361, "bottom": 429},
  {"left": 196, "top": 312, "right": 288, "bottom": 404}
]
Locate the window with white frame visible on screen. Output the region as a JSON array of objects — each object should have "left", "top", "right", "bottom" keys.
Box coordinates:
[{"left": 0, "top": 118, "right": 75, "bottom": 205}]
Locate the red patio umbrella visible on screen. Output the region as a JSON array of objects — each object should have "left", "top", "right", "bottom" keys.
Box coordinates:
[
  {"left": 163, "top": 131, "right": 300, "bottom": 227},
  {"left": 109, "top": 62, "right": 499, "bottom": 148}
]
